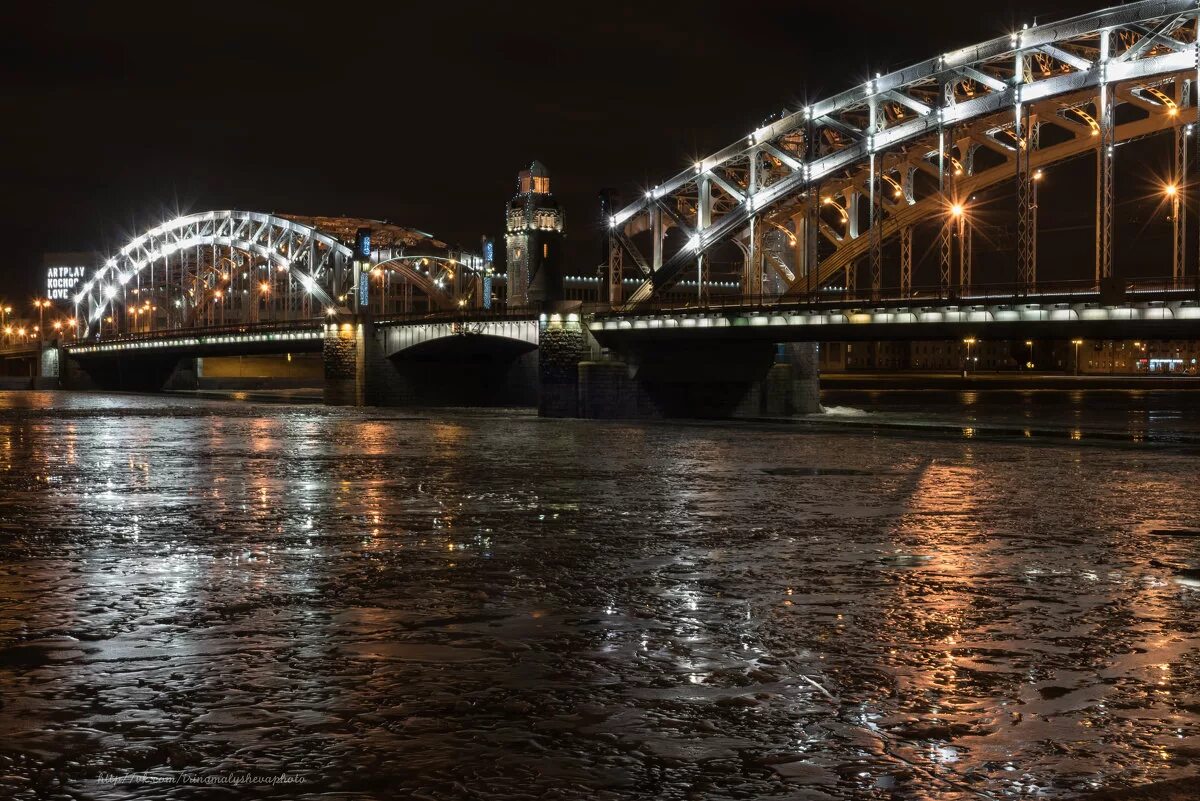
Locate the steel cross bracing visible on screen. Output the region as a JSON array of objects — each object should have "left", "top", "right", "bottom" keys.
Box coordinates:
[
  {"left": 74, "top": 211, "right": 484, "bottom": 340},
  {"left": 75, "top": 211, "right": 351, "bottom": 334},
  {"left": 900, "top": 226, "right": 914, "bottom": 296},
  {"left": 608, "top": 0, "right": 1200, "bottom": 308},
  {"left": 1174, "top": 114, "right": 1191, "bottom": 281}
]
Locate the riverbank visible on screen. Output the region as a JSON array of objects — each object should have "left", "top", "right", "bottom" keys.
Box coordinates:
[{"left": 822, "top": 370, "right": 1200, "bottom": 390}]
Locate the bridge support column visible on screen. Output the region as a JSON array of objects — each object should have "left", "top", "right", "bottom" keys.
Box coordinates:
[
  {"left": 323, "top": 317, "right": 413, "bottom": 407},
  {"left": 35, "top": 346, "right": 60, "bottom": 389},
  {"left": 538, "top": 312, "right": 597, "bottom": 418},
  {"left": 577, "top": 336, "right": 820, "bottom": 420},
  {"left": 767, "top": 343, "right": 820, "bottom": 417}
]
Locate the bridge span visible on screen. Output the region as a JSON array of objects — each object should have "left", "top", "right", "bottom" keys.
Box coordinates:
[{"left": 42, "top": 280, "right": 1196, "bottom": 418}]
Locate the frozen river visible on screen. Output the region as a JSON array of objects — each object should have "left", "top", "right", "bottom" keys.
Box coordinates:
[{"left": 0, "top": 391, "right": 1197, "bottom": 799}]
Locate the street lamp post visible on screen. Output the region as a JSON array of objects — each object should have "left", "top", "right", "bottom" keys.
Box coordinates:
[
  {"left": 963, "top": 337, "right": 976, "bottom": 378},
  {"left": 1025, "top": 340, "right": 1034, "bottom": 370},
  {"left": 33, "top": 300, "right": 48, "bottom": 344},
  {"left": 1072, "top": 339, "right": 1084, "bottom": 376},
  {"left": 1165, "top": 180, "right": 1183, "bottom": 286}
]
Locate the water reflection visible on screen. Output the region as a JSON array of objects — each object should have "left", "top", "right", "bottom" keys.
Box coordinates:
[
  {"left": 0, "top": 392, "right": 1195, "bottom": 800},
  {"left": 821, "top": 387, "right": 1200, "bottom": 445}
]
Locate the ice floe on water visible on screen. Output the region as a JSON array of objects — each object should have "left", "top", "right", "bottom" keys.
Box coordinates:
[{"left": 0, "top": 392, "right": 1196, "bottom": 799}]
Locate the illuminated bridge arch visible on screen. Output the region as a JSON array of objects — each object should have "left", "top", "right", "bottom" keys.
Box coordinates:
[
  {"left": 608, "top": 0, "right": 1200, "bottom": 307},
  {"left": 76, "top": 211, "right": 352, "bottom": 331},
  {"left": 74, "top": 211, "right": 478, "bottom": 336},
  {"left": 378, "top": 319, "right": 539, "bottom": 356}
]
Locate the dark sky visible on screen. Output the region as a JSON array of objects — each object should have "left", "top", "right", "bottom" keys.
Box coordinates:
[{"left": 4, "top": 0, "right": 1113, "bottom": 301}]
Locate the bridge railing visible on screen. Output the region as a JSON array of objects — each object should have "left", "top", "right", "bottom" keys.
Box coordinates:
[
  {"left": 587, "top": 276, "right": 1200, "bottom": 317},
  {"left": 68, "top": 319, "right": 325, "bottom": 348},
  {"left": 372, "top": 306, "right": 544, "bottom": 326}
]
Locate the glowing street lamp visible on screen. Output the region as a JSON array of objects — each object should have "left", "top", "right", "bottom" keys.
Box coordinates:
[
  {"left": 32, "top": 297, "right": 50, "bottom": 340},
  {"left": 963, "top": 337, "right": 977, "bottom": 376},
  {"left": 1072, "top": 338, "right": 1084, "bottom": 376}
]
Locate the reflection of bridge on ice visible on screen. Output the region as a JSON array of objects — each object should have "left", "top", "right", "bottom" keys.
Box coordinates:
[{"left": 44, "top": 2, "right": 1200, "bottom": 416}]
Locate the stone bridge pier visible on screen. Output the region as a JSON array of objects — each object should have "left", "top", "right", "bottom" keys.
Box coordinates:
[
  {"left": 573, "top": 332, "right": 819, "bottom": 419},
  {"left": 532, "top": 313, "right": 821, "bottom": 419}
]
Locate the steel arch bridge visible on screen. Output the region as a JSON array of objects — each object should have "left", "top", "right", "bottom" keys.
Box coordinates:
[
  {"left": 72, "top": 211, "right": 489, "bottom": 338},
  {"left": 607, "top": 0, "right": 1200, "bottom": 310}
]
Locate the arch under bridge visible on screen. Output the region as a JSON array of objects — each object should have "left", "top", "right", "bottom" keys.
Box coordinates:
[{"left": 607, "top": 0, "right": 1200, "bottom": 309}]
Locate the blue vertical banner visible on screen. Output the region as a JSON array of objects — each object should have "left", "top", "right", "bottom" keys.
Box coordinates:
[
  {"left": 482, "top": 236, "right": 494, "bottom": 309},
  {"left": 355, "top": 228, "right": 372, "bottom": 311}
]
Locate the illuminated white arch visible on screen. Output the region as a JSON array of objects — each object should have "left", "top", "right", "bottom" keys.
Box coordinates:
[{"left": 76, "top": 210, "right": 352, "bottom": 324}]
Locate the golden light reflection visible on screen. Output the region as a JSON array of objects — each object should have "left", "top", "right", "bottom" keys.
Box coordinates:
[{"left": 875, "top": 459, "right": 993, "bottom": 737}]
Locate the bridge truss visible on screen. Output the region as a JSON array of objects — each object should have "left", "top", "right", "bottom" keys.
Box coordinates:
[
  {"left": 607, "top": 0, "right": 1200, "bottom": 309},
  {"left": 73, "top": 211, "right": 487, "bottom": 338}
]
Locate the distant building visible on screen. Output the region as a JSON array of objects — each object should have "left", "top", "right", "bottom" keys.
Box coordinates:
[
  {"left": 505, "top": 161, "right": 564, "bottom": 306},
  {"left": 1076, "top": 339, "right": 1199, "bottom": 375}
]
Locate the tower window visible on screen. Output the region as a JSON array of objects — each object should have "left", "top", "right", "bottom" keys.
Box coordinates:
[{"left": 543, "top": 243, "right": 549, "bottom": 258}]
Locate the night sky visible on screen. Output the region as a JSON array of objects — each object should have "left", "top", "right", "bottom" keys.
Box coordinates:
[{"left": 5, "top": 0, "right": 1160, "bottom": 302}]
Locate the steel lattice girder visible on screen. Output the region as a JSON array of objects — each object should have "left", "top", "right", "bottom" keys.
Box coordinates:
[
  {"left": 77, "top": 211, "right": 353, "bottom": 324},
  {"left": 780, "top": 78, "right": 1188, "bottom": 296},
  {"left": 612, "top": 0, "right": 1199, "bottom": 307}
]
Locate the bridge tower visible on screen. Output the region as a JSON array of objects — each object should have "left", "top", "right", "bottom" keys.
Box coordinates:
[{"left": 505, "top": 161, "right": 565, "bottom": 308}]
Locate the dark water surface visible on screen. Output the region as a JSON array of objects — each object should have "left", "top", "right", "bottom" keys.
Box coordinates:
[
  {"left": 820, "top": 388, "right": 1200, "bottom": 445},
  {"left": 0, "top": 391, "right": 1198, "bottom": 800}
]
